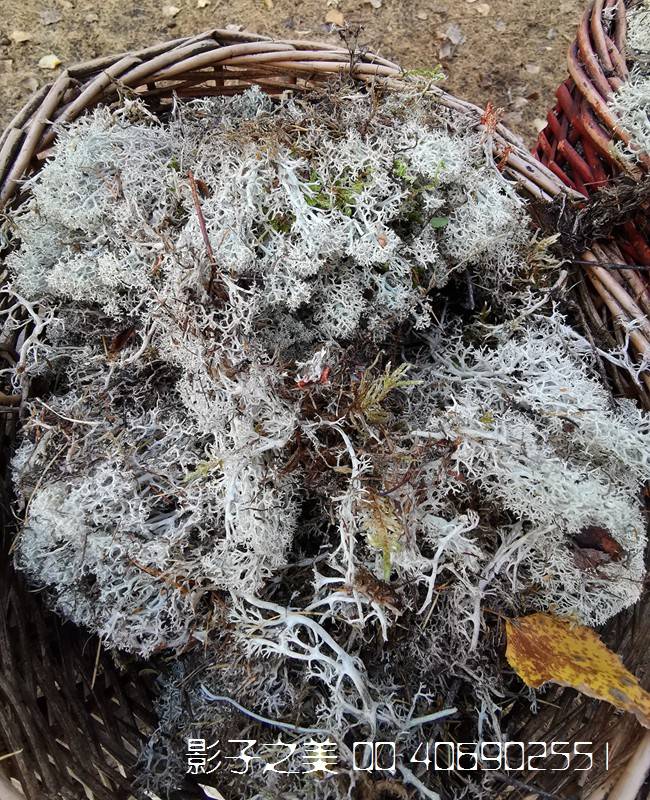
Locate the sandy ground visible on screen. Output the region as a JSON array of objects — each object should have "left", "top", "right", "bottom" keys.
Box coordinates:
[{"left": 0, "top": 0, "right": 585, "bottom": 144}]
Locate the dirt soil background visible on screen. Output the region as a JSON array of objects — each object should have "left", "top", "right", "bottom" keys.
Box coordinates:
[{"left": 0, "top": 0, "right": 586, "bottom": 144}]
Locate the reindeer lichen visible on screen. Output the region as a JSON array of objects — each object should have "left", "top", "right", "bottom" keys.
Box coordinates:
[{"left": 2, "top": 82, "right": 648, "bottom": 800}]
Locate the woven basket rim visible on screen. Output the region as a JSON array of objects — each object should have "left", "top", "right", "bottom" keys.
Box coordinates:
[{"left": 0, "top": 27, "right": 576, "bottom": 214}]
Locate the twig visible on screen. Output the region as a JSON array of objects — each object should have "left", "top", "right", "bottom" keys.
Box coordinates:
[
  {"left": 574, "top": 259, "right": 650, "bottom": 271},
  {"left": 90, "top": 638, "right": 102, "bottom": 691},
  {"left": 464, "top": 268, "right": 475, "bottom": 311},
  {"left": 0, "top": 749, "right": 23, "bottom": 762},
  {"left": 187, "top": 170, "right": 219, "bottom": 297},
  {"left": 34, "top": 398, "right": 103, "bottom": 427}
]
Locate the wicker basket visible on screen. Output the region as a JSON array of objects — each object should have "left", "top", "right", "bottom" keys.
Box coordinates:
[
  {"left": 503, "top": 3, "right": 650, "bottom": 799},
  {"left": 0, "top": 16, "right": 646, "bottom": 800},
  {"left": 534, "top": 0, "right": 650, "bottom": 408}
]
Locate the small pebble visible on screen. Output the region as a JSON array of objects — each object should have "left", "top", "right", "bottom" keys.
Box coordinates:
[
  {"left": 40, "top": 9, "right": 63, "bottom": 26},
  {"left": 21, "top": 76, "right": 40, "bottom": 92},
  {"left": 10, "top": 31, "right": 33, "bottom": 44}
]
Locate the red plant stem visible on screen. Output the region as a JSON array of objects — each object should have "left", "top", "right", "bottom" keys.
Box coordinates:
[{"left": 187, "top": 169, "right": 219, "bottom": 296}]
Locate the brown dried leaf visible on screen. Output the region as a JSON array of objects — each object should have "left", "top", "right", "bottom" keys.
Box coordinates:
[
  {"left": 573, "top": 525, "right": 623, "bottom": 560},
  {"left": 107, "top": 326, "right": 136, "bottom": 357},
  {"left": 506, "top": 613, "right": 650, "bottom": 728}
]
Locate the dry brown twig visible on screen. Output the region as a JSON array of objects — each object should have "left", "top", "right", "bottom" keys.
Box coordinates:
[{"left": 187, "top": 169, "right": 223, "bottom": 299}]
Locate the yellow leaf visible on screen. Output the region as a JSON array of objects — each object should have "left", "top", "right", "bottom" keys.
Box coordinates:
[
  {"left": 38, "top": 54, "right": 61, "bottom": 70},
  {"left": 506, "top": 613, "right": 650, "bottom": 728}
]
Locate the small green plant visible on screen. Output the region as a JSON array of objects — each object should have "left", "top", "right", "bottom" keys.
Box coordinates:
[
  {"left": 269, "top": 212, "right": 295, "bottom": 234},
  {"left": 304, "top": 170, "right": 333, "bottom": 210},
  {"left": 303, "top": 168, "right": 370, "bottom": 215},
  {"left": 393, "top": 158, "right": 415, "bottom": 183},
  {"left": 403, "top": 65, "right": 446, "bottom": 82},
  {"left": 352, "top": 356, "right": 420, "bottom": 426},
  {"left": 182, "top": 458, "right": 223, "bottom": 483},
  {"left": 393, "top": 159, "right": 448, "bottom": 236},
  {"left": 360, "top": 491, "right": 404, "bottom": 580},
  {"left": 479, "top": 410, "right": 495, "bottom": 427}
]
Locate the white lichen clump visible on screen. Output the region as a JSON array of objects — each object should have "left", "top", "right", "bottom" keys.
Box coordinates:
[
  {"left": 612, "top": 66, "right": 650, "bottom": 156},
  {"left": 625, "top": 0, "right": 650, "bottom": 58},
  {"left": 611, "top": 1, "right": 650, "bottom": 158},
  {"left": 2, "top": 85, "right": 648, "bottom": 799}
]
